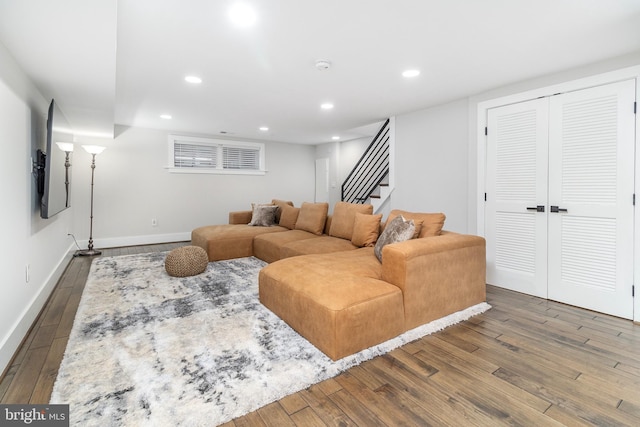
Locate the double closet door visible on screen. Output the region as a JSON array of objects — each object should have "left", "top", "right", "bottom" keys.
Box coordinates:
[{"left": 485, "top": 80, "right": 636, "bottom": 319}]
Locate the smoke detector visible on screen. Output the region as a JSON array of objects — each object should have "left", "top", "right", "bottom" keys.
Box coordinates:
[{"left": 315, "top": 60, "right": 331, "bottom": 71}]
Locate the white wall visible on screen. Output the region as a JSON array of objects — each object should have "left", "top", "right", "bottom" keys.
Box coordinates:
[
  {"left": 339, "top": 137, "right": 370, "bottom": 186},
  {"left": 315, "top": 137, "right": 381, "bottom": 211},
  {"left": 392, "top": 99, "right": 469, "bottom": 233},
  {"left": 314, "top": 142, "right": 340, "bottom": 210},
  {"left": 0, "top": 42, "right": 75, "bottom": 375},
  {"left": 71, "top": 127, "right": 316, "bottom": 249}
]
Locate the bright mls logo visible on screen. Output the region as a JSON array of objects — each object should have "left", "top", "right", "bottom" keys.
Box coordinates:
[{"left": 1, "top": 404, "right": 69, "bottom": 426}]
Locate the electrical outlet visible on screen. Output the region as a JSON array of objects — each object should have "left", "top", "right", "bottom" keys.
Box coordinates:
[{"left": 151, "top": 218, "right": 158, "bottom": 227}]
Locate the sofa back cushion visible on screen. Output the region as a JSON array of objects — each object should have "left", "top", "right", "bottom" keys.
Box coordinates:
[
  {"left": 271, "top": 199, "right": 294, "bottom": 222},
  {"left": 384, "top": 210, "right": 446, "bottom": 238},
  {"left": 279, "top": 205, "right": 300, "bottom": 229},
  {"left": 351, "top": 213, "right": 382, "bottom": 247},
  {"left": 294, "top": 202, "right": 329, "bottom": 235},
  {"left": 328, "top": 202, "right": 374, "bottom": 240}
]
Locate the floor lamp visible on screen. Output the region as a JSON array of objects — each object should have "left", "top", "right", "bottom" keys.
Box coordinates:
[
  {"left": 55, "top": 142, "right": 74, "bottom": 208},
  {"left": 77, "top": 145, "right": 106, "bottom": 257}
]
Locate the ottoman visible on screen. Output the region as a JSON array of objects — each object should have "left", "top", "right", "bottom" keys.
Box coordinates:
[{"left": 165, "top": 246, "right": 209, "bottom": 277}]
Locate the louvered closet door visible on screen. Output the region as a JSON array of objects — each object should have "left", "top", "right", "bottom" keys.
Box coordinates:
[
  {"left": 485, "top": 98, "right": 549, "bottom": 298},
  {"left": 547, "top": 80, "right": 635, "bottom": 319}
]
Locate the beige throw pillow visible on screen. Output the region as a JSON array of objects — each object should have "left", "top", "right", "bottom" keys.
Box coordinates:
[
  {"left": 248, "top": 204, "right": 279, "bottom": 227},
  {"left": 294, "top": 202, "right": 328, "bottom": 235},
  {"left": 374, "top": 215, "right": 415, "bottom": 261},
  {"left": 271, "top": 199, "right": 294, "bottom": 222},
  {"left": 329, "top": 202, "right": 373, "bottom": 240},
  {"left": 279, "top": 205, "right": 300, "bottom": 230},
  {"left": 351, "top": 213, "right": 382, "bottom": 247}
]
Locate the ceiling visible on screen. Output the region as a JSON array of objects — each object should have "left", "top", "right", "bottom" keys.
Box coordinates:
[{"left": 1, "top": 0, "right": 640, "bottom": 144}]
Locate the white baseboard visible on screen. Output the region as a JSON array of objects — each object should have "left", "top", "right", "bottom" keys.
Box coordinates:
[
  {"left": 79, "top": 232, "right": 191, "bottom": 251},
  {"left": 0, "top": 244, "right": 75, "bottom": 377}
]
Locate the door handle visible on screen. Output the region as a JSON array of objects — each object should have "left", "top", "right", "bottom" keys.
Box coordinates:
[
  {"left": 526, "top": 205, "right": 545, "bottom": 212},
  {"left": 550, "top": 206, "right": 568, "bottom": 213}
]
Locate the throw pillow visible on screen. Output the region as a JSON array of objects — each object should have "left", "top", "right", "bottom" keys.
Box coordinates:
[
  {"left": 294, "top": 202, "right": 329, "bottom": 235},
  {"left": 329, "top": 202, "right": 374, "bottom": 240},
  {"left": 248, "top": 204, "right": 279, "bottom": 227},
  {"left": 351, "top": 213, "right": 382, "bottom": 247},
  {"left": 279, "top": 205, "right": 300, "bottom": 230},
  {"left": 384, "top": 210, "right": 445, "bottom": 238},
  {"left": 374, "top": 215, "right": 416, "bottom": 261},
  {"left": 271, "top": 199, "right": 294, "bottom": 222}
]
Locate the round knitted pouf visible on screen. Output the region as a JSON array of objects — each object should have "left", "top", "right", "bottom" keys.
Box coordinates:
[{"left": 165, "top": 246, "right": 209, "bottom": 277}]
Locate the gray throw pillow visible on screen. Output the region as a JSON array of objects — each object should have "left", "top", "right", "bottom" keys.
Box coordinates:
[
  {"left": 374, "top": 215, "right": 416, "bottom": 261},
  {"left": 248, "top": 204, "right": 278, "bottom": 227}
]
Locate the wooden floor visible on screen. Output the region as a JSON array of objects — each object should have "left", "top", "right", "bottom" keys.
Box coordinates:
[{"left": 1, "top": 244, "right": 639, "bottom": 426}]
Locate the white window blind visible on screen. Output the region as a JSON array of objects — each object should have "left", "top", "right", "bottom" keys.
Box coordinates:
[
  {"left": 168, "top": 135, "right": 265, "bottom": 175},
  {"left": 174, "top": 143, "right": 218, "bottom": 168},
  {"left": 223, "top": 145, "right": 260, "bottom": 170}
]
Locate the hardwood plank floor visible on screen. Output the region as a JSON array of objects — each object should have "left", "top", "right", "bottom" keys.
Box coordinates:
[{"left": 1, "top": 243, "right": 639, "bottom": 426}]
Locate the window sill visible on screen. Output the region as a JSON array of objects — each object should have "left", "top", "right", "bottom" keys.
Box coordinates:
[{"left": 166, "top": 167, "right": 267, "bottom": 176}]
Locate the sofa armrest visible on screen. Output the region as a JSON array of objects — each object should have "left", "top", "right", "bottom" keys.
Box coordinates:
[
  {"left": 381, "top": 232, "right": 486, "bottom": 330},
  {"left": 229, "top": 210, "right": 253, "bottom": 224}
]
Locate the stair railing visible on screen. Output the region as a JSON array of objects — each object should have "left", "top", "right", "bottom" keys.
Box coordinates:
[{"left": 341, "top": 119, "right": 390, "bottom": 204}]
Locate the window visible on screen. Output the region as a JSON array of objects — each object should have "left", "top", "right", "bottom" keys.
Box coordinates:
[{"left": 168, "top": 135, "right": 265, "bottom": 175}]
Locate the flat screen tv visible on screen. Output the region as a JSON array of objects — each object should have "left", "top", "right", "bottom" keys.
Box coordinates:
[{"left": 37, "top": 99, "right": 74, "bottom": 219}]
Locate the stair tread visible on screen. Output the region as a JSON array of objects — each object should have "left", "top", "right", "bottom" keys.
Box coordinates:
[
  {"left": 379, "top": 183, "right": 389, "bottom": 186},
  {"left": 370, "top": 195, "right": 381, "bottom": 199}
]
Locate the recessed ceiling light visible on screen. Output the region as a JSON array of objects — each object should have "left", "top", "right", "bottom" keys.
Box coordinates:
[
  {"left": 315, "top": 60, "right": 331, "bottom": 71},
  {"left": 331, "top": 136, "right": 340, "bottom": 140},
  {"left": 185, "top": 75, "right": 202, "bottom": 84},
  {"left": 402, "top": 69, "right": 420, "bottom": 78},
  {"left": 228, "top": 2, "right": 257, "bottom": 27},
  {"left": 259, "top": 126, "right": 269, "bottom": 131},
  {"left": 160, "top": 114, "right": 172, "bottom": 119},
  {"left": 321, "top": 103, "right": 334, "bottom": 110}
]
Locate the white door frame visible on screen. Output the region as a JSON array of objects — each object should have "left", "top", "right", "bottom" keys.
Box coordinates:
[{"left": 476, "top": 65, "right": 640, "bottom": 322}]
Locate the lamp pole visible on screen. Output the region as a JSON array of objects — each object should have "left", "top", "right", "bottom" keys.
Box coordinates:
[{"left": 77, "top": 145, "right": 105, "bottom": 256}]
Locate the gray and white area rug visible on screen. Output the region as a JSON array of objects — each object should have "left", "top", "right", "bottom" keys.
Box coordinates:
[{"left": 50, "top": 252, "right": 490, "bottom": 426}]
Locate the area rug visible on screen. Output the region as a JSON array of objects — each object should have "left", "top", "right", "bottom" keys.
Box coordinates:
[{"left": 50, "top": 252, "right": 490, "bottom": 426}]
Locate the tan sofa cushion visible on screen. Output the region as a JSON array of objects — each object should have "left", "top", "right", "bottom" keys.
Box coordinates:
[
  {"left": 271, "top": 199, "right": 294, "bottom": 222},
  {"left": 278, "top": 205, "right": 300, "bottom": 230},
  {"left": 228, "top": 210, "right": 252, "bottom": 224},
  {"left": 281, "top": 235, "right": 358, "bottom": 259},
  {"left": 191, "top": 224, "right": 287, "bottom": 261},
  {"left": 385, "top": 210, "right": 446, "bottom": 238},
  {"left": 351, "top": 213, "right": 382, "bottom": 247},
  {"left": 294, "top": 202, "right": 328, "bottom": 235},
  {"left": 328, "top": 202, "right": 373, "bottom": 240},
  {"left": 259, "top": 249, "right": 402, "bottom": 360},
  {"left": 253, "top": 229, "right": 319, "bottom": 263}
]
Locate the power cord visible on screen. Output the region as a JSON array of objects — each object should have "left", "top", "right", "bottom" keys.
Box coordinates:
[{"left": 68, "top": 233, "right": 82, "bottom": 256}]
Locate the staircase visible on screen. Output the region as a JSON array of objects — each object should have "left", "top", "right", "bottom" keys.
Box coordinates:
[{"left": 341, "top": 118, "right": 394, "bottom": 212}]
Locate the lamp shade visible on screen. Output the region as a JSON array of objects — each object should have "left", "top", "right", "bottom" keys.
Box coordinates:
[
  {"left": 82, "top": 145, "right": 106, "bottom": 155},
  {"left": 56, "top": 142, "right": 74, "bottom": 152}
]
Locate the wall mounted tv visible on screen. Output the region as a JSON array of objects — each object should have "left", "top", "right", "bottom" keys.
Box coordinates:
[{"left": 37, "top": 99, "right": 74, "bottom": 219}]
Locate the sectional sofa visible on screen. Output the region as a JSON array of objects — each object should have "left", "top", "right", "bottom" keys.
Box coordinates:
[{"left": 191, "top": 200, "right": 486, "bottom": 360}]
